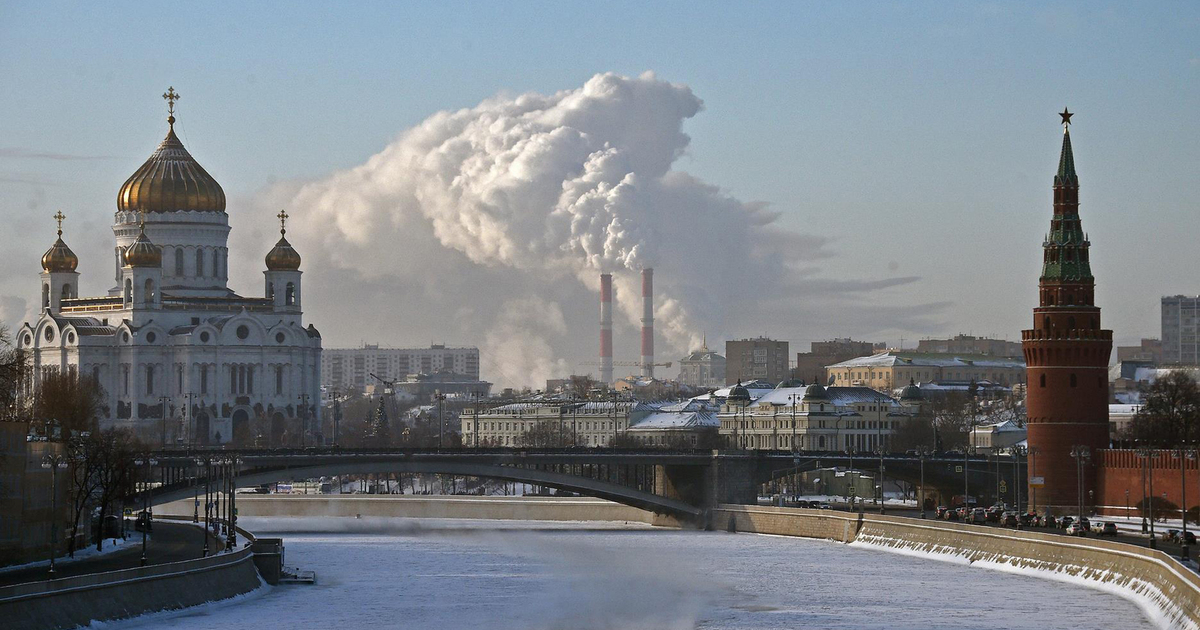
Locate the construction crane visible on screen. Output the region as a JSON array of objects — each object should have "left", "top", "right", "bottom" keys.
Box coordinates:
[
  {"left": 368, "top": 372, "right": 397, "bottom": 395},
  {"left": 580, "top": 360, "right": 673, "bottom": 369}
]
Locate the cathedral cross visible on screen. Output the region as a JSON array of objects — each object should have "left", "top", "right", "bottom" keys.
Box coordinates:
[
  {"left": 53, "top": 210, "right": 65, "bottom": 236},
  {"left": 277, "top": 209, "right": 289, "bottom": 234},
  {"left": 163, "top": 86, "right": 180, "bottom": 116}
]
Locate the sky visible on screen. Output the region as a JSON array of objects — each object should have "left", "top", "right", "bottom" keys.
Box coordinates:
[{"left": 1, "top": 1, "right": 1197, "bottom": 388}]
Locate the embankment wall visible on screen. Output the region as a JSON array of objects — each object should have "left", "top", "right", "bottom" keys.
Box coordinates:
[
  {"left": 0, "top": 520, "right": 263, "bottom": 630},
  {"left": 159, "top": 494, "right": 666, "bottom": 524},
  {"left": 716, "top": 505, "right": 1200, "bottom": 630}
]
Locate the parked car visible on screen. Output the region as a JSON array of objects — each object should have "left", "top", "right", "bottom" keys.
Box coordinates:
[
  {"left": 936, "top": 506, "right": 949, "bottom": 519},
  {"left": 943, "top": 508, "right": 960, "bottom": 521},
  {"left": 1099, "top": 522, "right": 1119, "bottom": 536},
  {"left": 1186, "top": 531, "right": 1197, "bottom": 545},
  {"left": 818, "top": 502, "right": 832, "bottom": 510},
  {"left": 1043, "top": 515, "right": 1057, "bottom": 528},
  {"left": 1066, "top": 521, "right": 1087, "bottom": 536},
  {"left": 968, "top": 508, "right": 988, "bottom": 524},
  {"left": 1002, "top": 512, "right": 1019, "bottom": 527},
  {"left": 134, "top": 510, "right": 152, "bottom": 533},
  {"left": 1019, "top": 512, "right": 1037, "bottom": 527},
  {"left": 1077, "top": 517, "right": 1091, "bottom": 532},
  {"left": 1058, "top": 516, "right": 1074, "bottom": 530}
]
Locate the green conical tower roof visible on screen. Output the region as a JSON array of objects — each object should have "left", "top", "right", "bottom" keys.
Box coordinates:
[{"left": 1055, "top": 127, "right": 1077, "bottom": 186}]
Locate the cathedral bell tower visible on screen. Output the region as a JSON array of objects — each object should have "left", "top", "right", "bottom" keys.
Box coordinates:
[
  {"left": 1021, "top": 110, "right": 1113, "bottom": 515},
  {"left": 264, "top": 210, "right": 303, "bottom": 315},
  {"left": 40, "top": 211, "right": 80, "bottom": 313}
]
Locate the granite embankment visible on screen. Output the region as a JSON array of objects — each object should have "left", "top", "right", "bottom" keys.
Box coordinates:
[
  {"left": 717, "top": 505, "right": 1200, "bottom": 630},
  {"left": 0, "top": 518, "right": 265, "bottom": 630}
]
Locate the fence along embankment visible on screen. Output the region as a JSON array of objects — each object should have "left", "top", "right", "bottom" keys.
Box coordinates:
[{"left": 715, "top": 505, "right": 1200, "bottom": 630}]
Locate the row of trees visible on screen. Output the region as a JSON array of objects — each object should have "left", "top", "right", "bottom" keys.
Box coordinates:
[
  {"left": 2, "top": 326, "right": 142, "bottom": 555},
  {"left": 1121, "top": 370, "right": 1200, "bottom": 447}
]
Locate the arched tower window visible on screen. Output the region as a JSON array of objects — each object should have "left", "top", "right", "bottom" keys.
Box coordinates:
[
  {"left": 175, "top": 248, "right": 184, "bottom": 276},
  {"left": 267, "top": 283, "right": 275, "bottom": 300},
  {"left": 124, "top": 279, "right": 132, "bottom": 305},
  {"left": 1068, "top": 316, "right": 1076, "bottom": 330},
  {"left": 196, "top": 249, "right": 205, "bottom": 277},
  {"left": 212, "top": 250, "right": 219, "bottom": 278},
  {"left": 42, "top": 284, "right": 50, "bottom": 309},
  {"left": 285, "top": 282, "right": 296, "bottom": 306},
  {"left": 1070, "top": 373, "right": 1077, "bottom": 388},
  {"left": 61, "top": 284, "right": 72, "bottom": 299},
  {"left": 144, "top": 279, "right": 155, "bottom": 303},
  {"left": 1040, "top": 374, "right": 1046, "bottom": 388},
  {"left": 1043, "top": 315, "right": 1051, "bottom": 330}
]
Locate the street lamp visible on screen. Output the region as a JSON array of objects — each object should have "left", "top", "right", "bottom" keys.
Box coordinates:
[
  {"left": 1136, "top": 446, "right": 1159, "bottom": 549},
  {"left": 41, "top": 452, "right": 68, "bottom": 579},
  {"left": 874, "top": 444, "right": 886, "bottom": 515},
  {"left": 1069, "top": 445, "right": 1090, "bottom": 521},
  {"left": 787, "top": 394, "right": 799, "bottom": 454},
  {"left": 133, "top": 455, "right": 158, "bottom": 566},
  {"left": 1175, "top": 446, "right": 1196, "bottom": 560},
  {"left": 1012, "top": 445, "right": 1027, "bottom": 517},
  {"left": 1028, "top": 445, "right": 1041, "bottom": 515},
  {"left": 917, "top": 446, "right": 932, "bottom": 518},
  {"left": 194, "top": 456, "right": 211, "bottom": 556}
]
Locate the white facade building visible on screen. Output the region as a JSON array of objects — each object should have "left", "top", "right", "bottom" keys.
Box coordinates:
[{"left": 17, "top": 99, "right": 322, "bottom": 446}]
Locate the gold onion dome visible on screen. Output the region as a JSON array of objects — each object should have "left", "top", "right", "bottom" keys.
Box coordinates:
[
  {"left": 265, "top": 210, "right": 302, "bottom": 271},
  {"left": 41, "top": 211, "right": 78, "bottom": 272},
  {"left": 123, "top": 224, "right": 162, "bottom": 267},
  {"left": 117, "top": 91, "right": 225, "bottom": 214}
]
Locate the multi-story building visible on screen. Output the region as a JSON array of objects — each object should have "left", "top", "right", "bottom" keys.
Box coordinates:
[
  {"left": 16, "top": 97, "right": 322, "bottom": 446},
  {"left": 322, "top": 344, "right": 481, "bottom": 393},
  {"left": 827, "top": 352, "right": 1026, "bottom": 391},
  {"left": 678, "top": 340, "right": 726, "bottom": 388},
  {"left": 718, "top": 383, "right": 921, "bottom": 452},
  {"left": 1116, "top": 338, "right": 1163, "bottom": 363},
  {"left": 1162, "top": 296, "right": 1200, "bottom": 365},
  {"left": 460, "top": 399, "right": 635, "bottom": 447},
  {"left": 794, "top": 338, "right": 878, "bottom": 385},
  {"left": 916, "top": 335, "right": 1023, "bottom": 357},
  {"left": 725, "top": 337, "right": 789, "bottom": 385}
]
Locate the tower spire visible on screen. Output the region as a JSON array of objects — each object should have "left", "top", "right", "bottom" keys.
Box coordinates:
[
  {"left": 1056, "top": 108, "right": 1077, "bottom": 185},
  {"left": 53, "top": 210, "right": 65, "bottom": 237}
]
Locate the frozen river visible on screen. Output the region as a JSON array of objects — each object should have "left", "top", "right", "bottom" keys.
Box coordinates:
[{"left": 120, "top": 518, "right": 1155, "bottom": 630}]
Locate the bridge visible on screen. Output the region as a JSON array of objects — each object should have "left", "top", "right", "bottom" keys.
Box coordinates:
[{"left": 142, "top": 448, "right": 1022, "bottom": 524}]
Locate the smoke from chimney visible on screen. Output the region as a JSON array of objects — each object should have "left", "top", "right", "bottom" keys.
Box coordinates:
[
  {"left": 600, "top": 273, "right": 614, "bottom": 385},
  {"left": 641, "top": 268, "right": 654, "bottom": 379}
]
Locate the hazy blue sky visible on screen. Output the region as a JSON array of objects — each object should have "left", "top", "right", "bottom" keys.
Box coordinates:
[{"left": 2, "top": 2, "right": 1197, "bottom": 386}]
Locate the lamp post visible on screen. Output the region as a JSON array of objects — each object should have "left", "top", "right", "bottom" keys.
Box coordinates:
[
  {"left": 1012, "top": 445, "right": 1027, "bottom": 516},
  {"left": 158, "top": 396, "right": 170, "bottom": 447},
  {"left": 1175, "top": 447, "right": 1196, "bottom": 560},
  {"left": 788, "top": 394, "right": 798, "bottom": 454},
  {"left": 41, "top": 452, "right": 68, "bottom": 579},
  {"left": 1069, "top": 445, "right": 1090, "bottom": 521},
  {"left": 1029, "top": 445, "right": 1041, "bottom": 515},
  {"left": 434, "top": 390, "right": 446, "bottom": 450},
  {"left": 1137, "top": 446, "right": 1158, "bottom": 549},
  {"left": 963, "top": 445, "right": 972, "bottom": 508},
  {"left": 228, "top": 457, "right": 241, "bottom": 549},
  {"left": 195, "top": 456, "right": 211, "bottom": 556},
  {"left": 133, "top": 455, "right": 158, "bottom": 566},
  {"left": 181, "top": 392, "right": 196, "bottom": 447},
  {"left": 917, "top": 446, "right": 931, "bottom": 518},
  {"left": 874, "top": 444, "right": 886, "bottom": 515}
]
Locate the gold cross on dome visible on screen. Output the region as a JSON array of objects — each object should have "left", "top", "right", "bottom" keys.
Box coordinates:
[
  {"left": 53, "top": 210, "right": 65, "bottom": 236},
  {"left": 163, "top": 87, "right": 180, "bottom": 116},
  {"left": 277, "top": 209, "right": 289, "bottom": 233}
]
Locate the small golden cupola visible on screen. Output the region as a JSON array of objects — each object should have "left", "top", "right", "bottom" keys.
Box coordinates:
[
  {"left": 41, "top": 210, "right": 79, "bottom": 273},
  {"left": 265, "top": 210, "right": 302, "bottom": 271},
  {"left": 123, "top": 214, "right": 163, "bottom": 268},
  {"left": 116, "top": 87, "right": 227, "bottom": 214}
]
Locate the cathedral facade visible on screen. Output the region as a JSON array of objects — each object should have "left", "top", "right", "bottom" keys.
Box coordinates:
[{"left": 17, "top": 90, "right": 322, "bottom": 446}]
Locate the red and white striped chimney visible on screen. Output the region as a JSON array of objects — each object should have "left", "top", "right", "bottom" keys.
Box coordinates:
[
  {"left": 599, "top": 273, "right": 614, "bottom": 385},
  {"left": 641, "top": 268, "right": 654, "bottom": 379}
]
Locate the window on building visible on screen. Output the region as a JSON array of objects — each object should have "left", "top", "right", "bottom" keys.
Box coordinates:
[
  {"left": 122, "top": 365, "right": 129, "bottom": 395},
  {"left": 285, "top": 282, "right": 296, "bottom": 306},
  {"left": 276, "top": 366, "right": 284, "bottom": 395},
  {"left": 200, "top": 365, "right": 209, "bottom": 394},
  {"left": 1070, "top": 373, "right": 1077, "bottom": 388},
  {"left": 1040, "top": 374, "right": 1046, "bottom": 388},
  {"left": 213, "top": 250, "right": 220, "bottom": 278},
  {"left": 175, "top": 248, "right": 184, "bottom": 276},
  {"left": 196, "top": 249, "right": 205, "bottom": 277},
  {"left": 145, "top": 365, "right": 154, "bottom": 395}
]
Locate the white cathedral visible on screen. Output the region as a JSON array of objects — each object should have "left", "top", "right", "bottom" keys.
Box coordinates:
[{"left": 17, "top": 89, "right": 322, "bottom": 446}]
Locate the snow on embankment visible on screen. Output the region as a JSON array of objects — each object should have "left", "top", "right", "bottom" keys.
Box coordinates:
[{"left": 716, "top": 505, "right": 1200, "bottom": 630}]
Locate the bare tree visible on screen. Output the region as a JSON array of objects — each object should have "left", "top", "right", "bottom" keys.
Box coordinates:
[
  {"left": 66, "top": 434, "right": 102, "bottom": 556},
  {"left": 0, "top": 326, "right": 27, "bottom": 421},
  {"left": 1123, "top": 370, "right": 1200, "bottom": 447},
  {"left": 33, "top": 370, "right": 104, "bottom": 435},
  {"left": 92, "top": 428, "right": 139, "bottom": 550}
]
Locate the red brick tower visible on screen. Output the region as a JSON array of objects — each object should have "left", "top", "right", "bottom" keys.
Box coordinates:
[{"left": 1022, "top": 110, "right": 1113, "bottom": 515}]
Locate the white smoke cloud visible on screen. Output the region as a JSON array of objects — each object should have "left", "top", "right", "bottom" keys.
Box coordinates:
[
  {"left": 252, "top": 71, "right": 937, "bottom": 387},
  {"left": 483, "top": 297, "right": 571, "bottom": 390}
]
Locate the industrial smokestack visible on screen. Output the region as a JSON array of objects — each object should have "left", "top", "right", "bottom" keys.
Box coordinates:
[
  {"left": 641, "top": 268, "right": 654, "bottom": 379},
  {"left": 600, "top": 273, "right": 614, "bottom": 385}
]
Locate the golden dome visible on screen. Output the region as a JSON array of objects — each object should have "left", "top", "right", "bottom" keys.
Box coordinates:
[
  {"left": 41, "top": 211, "right": 78, "bottom": 273},
  {"left": 265, "top": 235, "right": 302, "bottom": 271},
  {"left": 41, "top": 237, "right": 79, "bottom": 273},
  {"left": 123, "top": 225, "right": 162, "bottom": 268},
  {"left": 117, "top": 123, "right": 226, "bottom": 214}
]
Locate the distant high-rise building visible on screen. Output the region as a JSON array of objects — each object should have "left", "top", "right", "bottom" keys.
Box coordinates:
[
  {"left": 916, "top": 334, "right": 1022, "bottom": 357},
  {"left": 322, "top": 344, "right": 480, "bottom": 393},
  {"left": 1115, "top": 338, "right": 1163, "bottom": 364},
  {"left": 725, "top": 337, "right": 789, "bottom": 385},
  {"left": 1162, "top": 296, "right": 1200, "bottom": 365},
  {"left": 794, "top": 338, "right": 878, "bottom": 384}
]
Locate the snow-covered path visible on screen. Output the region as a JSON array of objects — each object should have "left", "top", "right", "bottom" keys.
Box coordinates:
[{"left": 113, "top": 517, "right": 1155, "bottom": 630}]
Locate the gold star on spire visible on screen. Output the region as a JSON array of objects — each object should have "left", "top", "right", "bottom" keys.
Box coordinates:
[
  {"left": 277, "top": 209, "right": 289, "bottom": 235},
  {"left": 53, "top": 210, "right": 65, "bottom": 237},
  {"left": 1059, "top": 107, "right": 1073, "bottom": 127},
  {"left": 163, "top": 86, "right": 180, "bottom": 128}
]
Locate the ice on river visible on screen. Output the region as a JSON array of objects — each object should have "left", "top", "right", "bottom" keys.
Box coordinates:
[{"left": 113, "top": 517, "right": 1155, "bottom": 630}]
